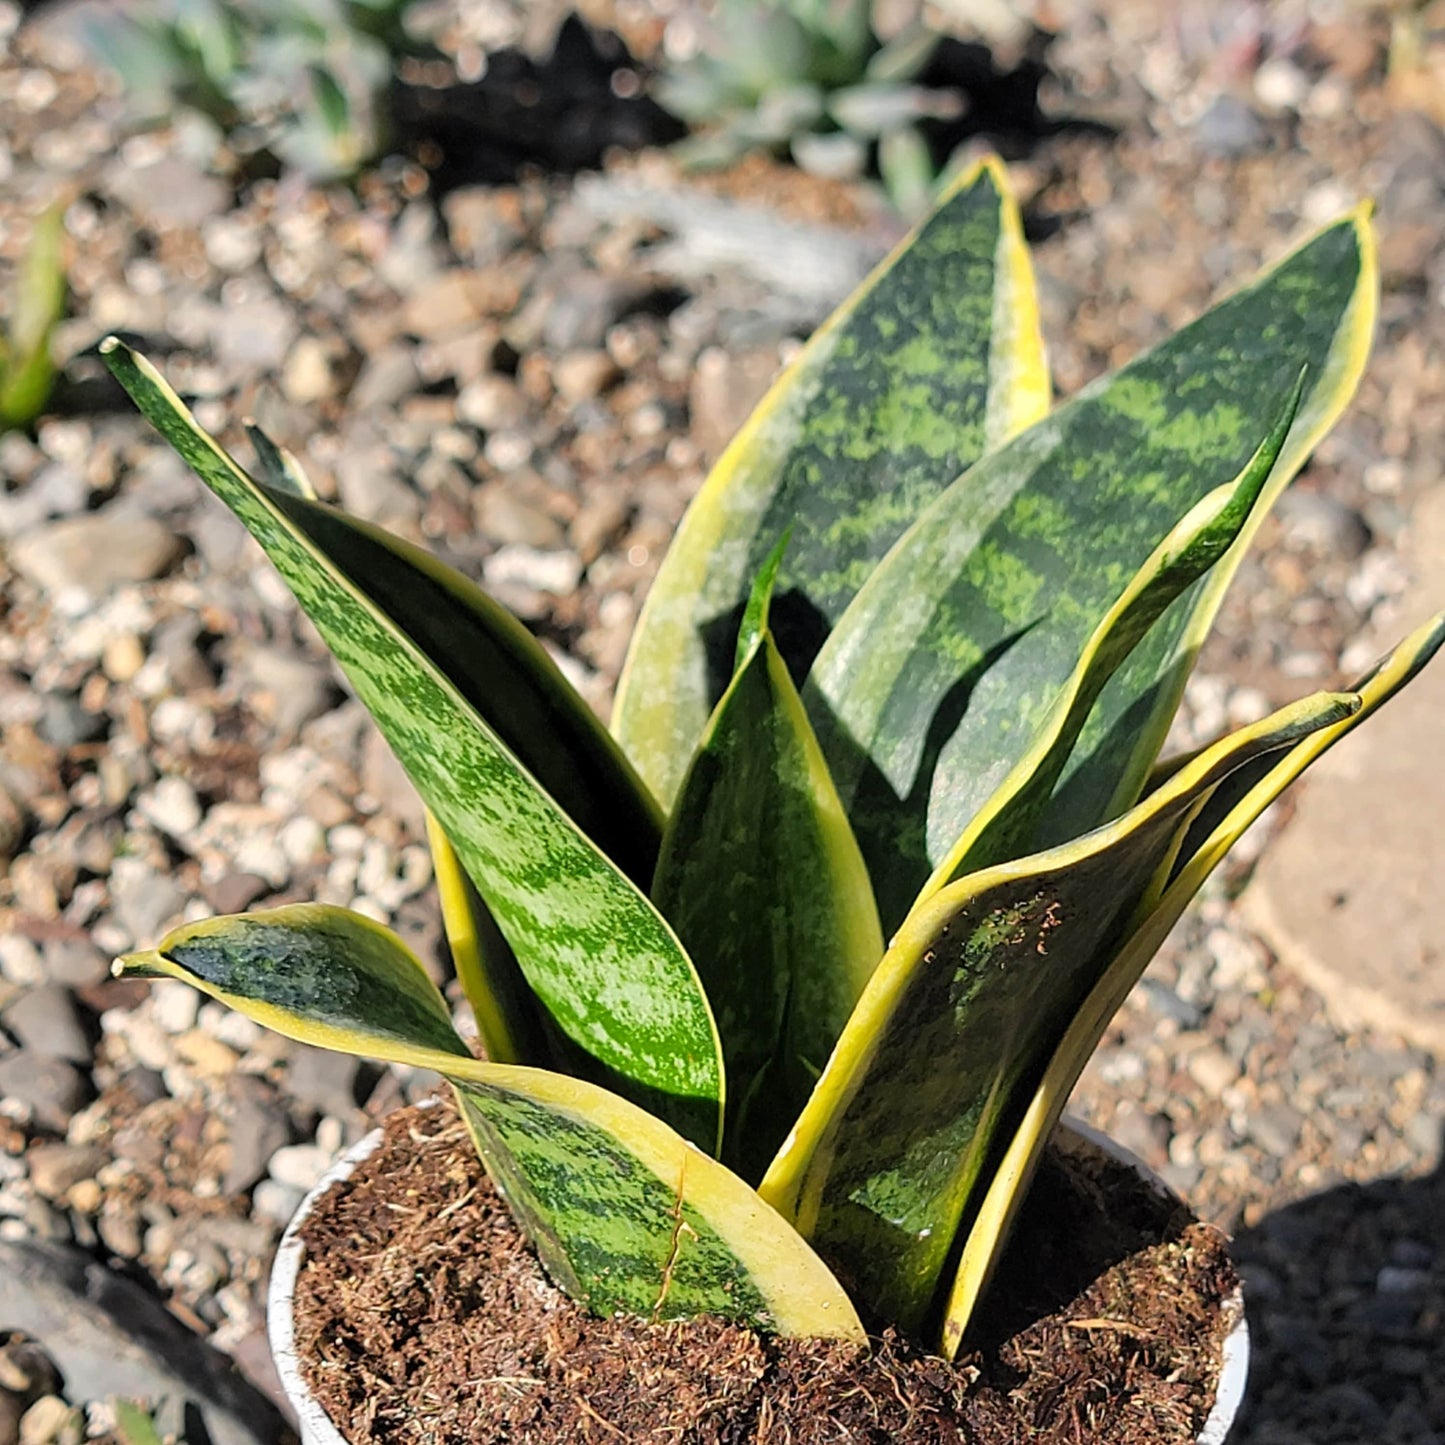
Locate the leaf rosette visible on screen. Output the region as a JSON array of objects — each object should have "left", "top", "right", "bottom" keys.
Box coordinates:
[{"left": 105, "top": 161, "right": 1440, "bottom": 1354}]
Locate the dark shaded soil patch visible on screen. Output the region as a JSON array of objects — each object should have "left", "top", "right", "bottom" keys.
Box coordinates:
[
  {"left": 393, "top": 15, "right": 685, "bottom": 195},
  {"left": 293, "top": 1101, "right": 1238, "bottom": 1444}
]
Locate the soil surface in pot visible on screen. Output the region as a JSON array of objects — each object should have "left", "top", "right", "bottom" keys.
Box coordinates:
[{"left": 294, "top": 1101, "right": 1238, "bottom": 1444}]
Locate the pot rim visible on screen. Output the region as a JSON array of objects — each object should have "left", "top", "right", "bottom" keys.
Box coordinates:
[{"left": 267, "top": 1108, "right": 1248, "bottom": 1445}]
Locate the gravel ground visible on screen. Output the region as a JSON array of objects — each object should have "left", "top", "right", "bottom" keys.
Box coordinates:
[{"left": 0, "top": 1, "right": 1442, "bottom": 1441}]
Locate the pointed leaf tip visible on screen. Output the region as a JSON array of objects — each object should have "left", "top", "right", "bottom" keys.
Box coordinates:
[{"left": 736, "top": 527, "right": 793, "bottom": 670}]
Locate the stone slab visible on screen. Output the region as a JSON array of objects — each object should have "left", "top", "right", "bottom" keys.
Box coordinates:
[
  {"left": 1243, "top": 485, "right": 1445, "bottom": 1054},
  {"left": 0, "top": 1240, "right": 289, "bottom": 1445}
]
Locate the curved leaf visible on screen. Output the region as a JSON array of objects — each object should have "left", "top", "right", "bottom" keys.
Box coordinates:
[
  {"left": 116, "top": 907, "right": 864, "bottom": 1342},
  {"left": 921, "top": 371, "right": 1303, "bottom": 899},
  {"left": 614, "top": 155, "right": 1049, "bottom": 808},
  {"left": 103, "top": 340, "right": 720, "bottom": 1147},
  {"left": 937, "top": 610, "right": 1445, "bottom": 1354},
  {"left": 654, "top": 539, "right": 883, "bottom": 1182},
  {"left": 809, "top": 209, "right": 1377, "bottom": 932},
  {"left": 758, "top": 690, "right": 1359, "bottom": 1334}
]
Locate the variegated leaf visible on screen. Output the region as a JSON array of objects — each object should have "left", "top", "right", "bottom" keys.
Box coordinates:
[
  {"left": 921, "top": 371, "right": 1303, "bottom": 899},
  {"left": 102, "top": 340, "right": 719, "bottom": 1146},
  {"left": 938, "top": 610, "right": 1445, "bottom": 1354},
  {"left": 653, "top": 536, "right": 883, "bottom": 1181},
  {"left": 614, "top": 156, "right": 1049, "bottom": 809},
  {"left": 759, "top": 690, "right": 1359, "bottom": 1334},
  {"left": 809, "top": 210, "right": 1376, "bottom": 931},
  {"left": 116, "top": 908, "right": 864, "bottom": 1341}
]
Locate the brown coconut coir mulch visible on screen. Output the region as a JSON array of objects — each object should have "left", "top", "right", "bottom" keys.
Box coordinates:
[{"left": 294, "top": 1100, "right": 1238, "bottom": 1444}]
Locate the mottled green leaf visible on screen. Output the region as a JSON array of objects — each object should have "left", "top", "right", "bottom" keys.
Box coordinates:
[
  {"left": 938, "top": 610, "right": 1444, "bottom": 1354},
  {"left": 426, "top": 810, "right": 544, "bottom": 1068},
  {"left": 614, "top": 156, "right": 1049, "bottom": 809},
  {"left": 116, "top": 907, "right": 864, "bottom": 1341},
  {"left": 759, "top": 690, "right": 1359, "bottom": 1334},
  {"left": 922, "top": 372, "right": 1303, "bottom": 898},
  {"left": 810, "top": 210, "right": 1376, "bottom": 932},
  {"left": 102, "top": 340, "right": 719, "bottom": 1147},
  {"left": 654, "top": 538, "right": 883, "bottom": 1182}
]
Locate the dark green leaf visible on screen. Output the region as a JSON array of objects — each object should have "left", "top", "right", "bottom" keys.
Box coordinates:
[
  {"left": 655, "top": 543, "right": 883, "bottom": 1181},
  {"left": 614, "top": 157, "right": 1049, "bottom": 808},
  {"left": 760, "top": 690, "right": 1358, "bottom": 1334},
  {"left": 808, "top": 210, "right": 1376, "bottom": 931},
  {"left": 102, "top": 340, "right": 720, "bottom": 1147},
  {"left": 117, "top": 907, "right": 864, "bottom": 1340},
  {"left": 938, "top": 610, "right": 1445, "bottom": 1353}
]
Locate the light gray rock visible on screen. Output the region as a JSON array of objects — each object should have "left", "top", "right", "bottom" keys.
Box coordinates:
[
  {"left": 348, "top": 345, "right": 419, "bottom": 412},
  {"left": 107, "top": 858, "right": 187, "bottom": 945},
  {"left": 2, "top": 986, "right": 91, "bottom": 1064},
  {"left": 227, "top": 643, "right": 337, "bottom": 741},
  {"left": 35, "top": 695, "right": 106, "bottom": 749},
  {"left": 224, "top": 1077, "right": 290, "bottom": 1196},
  {"left": 105, "top": 154, "right": 229, "bottom": 230},
  {"left": 136, "top": 776, "right": 202, "bottom": 841},
  {"left": 359, "top": 730, "right": 426, "bottom": 832},
  {"left": 286, "top": 1048, "right": 362, "bottom": 1120},
  {"left": 40, "top": 939, "right": 110, "bottom": 990},
  {"left": 0, "top": 1239, "right": 286, "bottom": 1445},
  {"left": 473, "top": 486, "right": 565, "bottom": 549},
  {"left": 0, "top": 1054, "right": 92, "bottom": 1133},
  {"left": 212, "top": 295, "right": 297, "bottom": 374},
  {"left": 9, "top": 512, "right": 183, "bottom": 596},
  {"left": 0, "top": 465, "right": 86, "bottom": 540},
  {"left": 1195, "top": 94, "right": 1270, "bottom": 158}
]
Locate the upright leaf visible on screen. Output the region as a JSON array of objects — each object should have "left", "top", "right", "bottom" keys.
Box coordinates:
[
  {"left": 0, "top": 201, "right": 66, "bottom": 429},
  {"left": 938, "top": 611, "right": 1445, "bottom": 1354},
  {"left": 653, "top": 538, "right": 883, "bottom": 1182},
  {"left": 921, "top": 372, "right": 1302, "bottom": 899},
  {"left": 116, "top": 908, "right": 864, "bottom": 1342},
  {"left": 103, "top": 340, "right": 720, "bottom": 1147},
  {"left": 615, "top": 156, "right": 1049, "bottom": 808},
  {"left": 426, "top": 811, "right": 545, "bottom": 1068},
  {"left": 809, "top": 210, "right": 1376, "bottom": 931},
  {"left": 758, "top": 691, "right": 1359, "bottom": 1334}
]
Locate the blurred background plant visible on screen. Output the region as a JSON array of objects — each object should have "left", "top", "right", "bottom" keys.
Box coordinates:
[
  {"left": 653, "top": 0, "right": 1044, "bottom": 214},
  {"left": 656, "top": 0, "right": 959, "bottom": 214},
  {"left": 80, "top": 0, "right": 425, "bottom": 180},
  {"left": 0, "top": 199, "right": 65, "bottom": 434}
]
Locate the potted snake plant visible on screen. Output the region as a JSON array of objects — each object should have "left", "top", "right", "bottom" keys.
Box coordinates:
[{"left": 101, "top": 158, "right": 1439, "bottom": 1442}]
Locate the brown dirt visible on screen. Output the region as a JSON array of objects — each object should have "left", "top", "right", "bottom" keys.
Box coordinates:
[{"left": 293, "top": 1101, "right": 1239, "bottom": 1444}]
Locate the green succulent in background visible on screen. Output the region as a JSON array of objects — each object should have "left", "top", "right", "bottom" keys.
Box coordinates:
[
  {"left": 657, "top": 0, "right": 965, "bottom": 215},
  {"left": 0, "top": 201, "right": 66, "bottom": 433},
  {"left": 82, "top": 0, "right": 416, "bottom": 180},
  {"left": 105, "top": 160, "right": 1440, "bottom": 1353}
]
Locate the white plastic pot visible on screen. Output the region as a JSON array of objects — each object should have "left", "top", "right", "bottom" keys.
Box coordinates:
[{"left": 269, "top": 1114, "right": 1248, "bottom": 1445}]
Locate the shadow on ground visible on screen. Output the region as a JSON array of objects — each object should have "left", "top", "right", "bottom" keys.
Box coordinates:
[{"left": 1231, "top": 1163, "right": 1444, "bottom": 1443}]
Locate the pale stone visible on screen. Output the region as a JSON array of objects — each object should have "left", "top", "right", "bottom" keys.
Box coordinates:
[{"left": 1244, "top": 484, "right": 1445, "bottom": 1052}]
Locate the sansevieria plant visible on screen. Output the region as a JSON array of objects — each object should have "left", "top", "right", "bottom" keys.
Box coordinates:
[{"left": 103, "top": 159, "right": 1441, "bottom": 1356}]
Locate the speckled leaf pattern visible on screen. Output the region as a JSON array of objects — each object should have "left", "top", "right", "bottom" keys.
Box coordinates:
[
  {"left": 758, "top": 690, "right": 1359, "bottom": 1335},
  {"left": 102, "top": 340, "right": 720, "bottom": 1147},
  {"left": 920, "top": 372, "right": 1303, "bottom": 899},
  {"left": 938, "top": 611, "right": 1445, "bottom": 1355},
  {"left": 614, "top": 156, "right": 1049, "bottom": 810},
  {"left": 426, "top": 811, "right": 543, "bottom": 1068},
  {"left": 809, "top": 211, "right": 1376, "bottom": 932},
  {"left": 116, "top": 907, "right": 865, "bottom": 1341},
  {"left": 653, "top": 541, "right": 883, "bottom": 1183}
]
